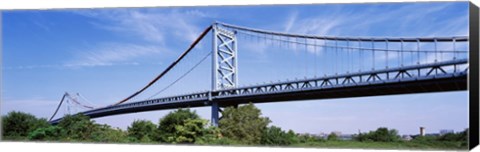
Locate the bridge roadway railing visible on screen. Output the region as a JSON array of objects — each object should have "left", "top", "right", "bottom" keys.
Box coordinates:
[
  {"left": 214, "top": 59, "right": 468, "bottom": 98},
  {"left": 81, "top": 92, "right": 211, "bottom": 116}
]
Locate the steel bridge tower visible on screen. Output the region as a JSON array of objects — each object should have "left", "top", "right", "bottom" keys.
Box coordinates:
[{"left": 211, "top": 23, "right": 238, "bottom": 127}]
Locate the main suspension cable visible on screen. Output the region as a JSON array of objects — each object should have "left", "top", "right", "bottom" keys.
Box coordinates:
[
  {"left": 66, "top": 93, "right": 94, "bottom": 109},
  {"left": 218, "top": 21, "right": 468, "bottom": 42},
  {"left": 49, "top": 92, "right": 68, "bottom": 121},
  {"left": 111, "top": 25, "right": 213, "bottom": 106}
]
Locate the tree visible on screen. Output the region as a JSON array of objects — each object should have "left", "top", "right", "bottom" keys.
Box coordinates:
[
  {"left": 327, "top": 132, "right": 339, "bottom": 141},
  {"left": 219, "top": 103, "right": 271, "bottom": 145},
  {"left": 297, "top": 133, "right": 321, "bottom": 143},
  {"left": 261, "top": 126, "right": 295, "bottom": 146},
  {"left": 353, "top": 132, "right": 371, "bottom": 142},
  {"left": 438, "top": 128, "right": 468, "bottom": 142},
  {"left": 165, "top": 118, "right": 209, "bottom": 143},
  {"left": 286, "top": 130, "right": 300, "bottom": 144},
  {"left": 354, "top": 127, "right": 400, "bottom": 142},
  {"left": 91, "top": 124, "right": 128, "bottom": 143},
  {"left": 28, "top": 126, "right": 63, "bottom": 140},
  {"left": 157, "top": 108, "right": 200, "bottom": 142},
  {"left": 458, "top": 128, "right": 468, "bottom": 147},
  {"left": 194, "top": 125, "right": 223, "bottom": 145},
  {"left": 127, "top": 120, "right": 157, "bottom": 142},
  {"left": 436, "top": 128, "right": 468, "bottom": 147},
  {"left": 2, "top": 111, "right": 49, "bottom": 138},
  {"left": 371, "top": 127, "right": 400, "bottom": 142},
  {"left": 57, "top": 114, "right": 97, "bottom": 141}
]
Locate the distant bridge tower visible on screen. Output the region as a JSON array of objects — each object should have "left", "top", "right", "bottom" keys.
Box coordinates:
[{"left": 211, "top": 23, "right": 238, "bottom": 127}]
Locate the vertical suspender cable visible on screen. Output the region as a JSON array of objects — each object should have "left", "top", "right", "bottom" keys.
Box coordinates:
[
  {"left": 325, "top": 39, "right": 328, "bottom": 76},
  {"left": 386, "top": 39, "right": 389, "bottom": 68},
  {"left": 335, "top": 39, "right": 338, "bottom": 74},
  {"left": 434, "top": 39, "right": 438, "bottom": 62},
  {"left": 372, "top": 40, "right": 375, "bottom": 70},
  {"left": 347, "top": 40, "right": 350, "bottom": 73},
  {"left": 417, "top": 39, "right": 420, "bottom": 64},
  {"left": 400, "top": 39, "right": 404, "bottom": 66},
  {"left": 305, "top": 38, "right": 308, "bottom": 76},
  {"left": 359, "top": 39, "right": 362, "bottom": 72},
  {"left": 453, "top": 38, "right": 456, "bottom": 60},
  {"left": 314, "top": 39, "right": 317, "bottom": 76},
  {"left": 410, "top": 40, "right": 413, "bottom": 65}
]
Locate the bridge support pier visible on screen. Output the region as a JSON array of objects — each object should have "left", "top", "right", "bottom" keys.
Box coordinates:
[{"left": 211, "top": 101, "right": 220, "bottom": 127}]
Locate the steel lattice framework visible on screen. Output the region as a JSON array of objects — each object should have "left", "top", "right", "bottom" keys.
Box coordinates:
[{"left": 212, "top": 24, "right": 238, "bottom": 90}]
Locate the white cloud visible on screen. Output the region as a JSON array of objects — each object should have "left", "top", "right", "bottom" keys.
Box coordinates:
[
  {"left": 4, "top": 43, "right": 165, "bottom": 70},
  {"left": 283, "top": 3, "right": 466, "bottom": 37},
  {"left": 56, "top": 9, "right": 215, "bottom": 68},
  {"left": 287, "top": 15, "right": 343, "bottom": 36},
  {"left": 73, "top": 9, "right": 209, "bottom": 44},
  {"left": 270, "top": 3, "right": 468, "bottom": 70},
  {"left": 33, "top": 20, "right": 51, "bottom": 32},
  {"left": 3, "top": 62, "right": 146, "bottom": 70},
  {"left": 69, "top": 43, "right": 165, "bottom": 67},
  {"left": 66, "top": 9, "right": 216, "bottom": 68},
  {"left": 283, "top": 11, "right": 298, "bottom": 33}
]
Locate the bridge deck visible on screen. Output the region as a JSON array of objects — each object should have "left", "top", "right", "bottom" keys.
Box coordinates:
[{"left": 50, "top": 59, "right": 468, "bottom": 124}]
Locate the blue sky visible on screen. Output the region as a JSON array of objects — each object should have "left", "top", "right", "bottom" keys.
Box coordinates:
[{"left": 1, "top": 2, "right": 470, "bottom": 135}]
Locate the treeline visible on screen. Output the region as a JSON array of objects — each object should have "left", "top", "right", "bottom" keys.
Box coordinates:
[
  {"left": 1, "top": 103, "right": 469, "bottom": 149},
  {"left": 1, "top": 104, "right": 297, "bottom": 145},
  {"left": 352, "top": 127, "right": 468, "bottom": 149}
]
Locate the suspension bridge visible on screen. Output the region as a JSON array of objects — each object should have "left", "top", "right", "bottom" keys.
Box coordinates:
[{"left": 49, "top": 22, "right": 469, "bottom": 126}]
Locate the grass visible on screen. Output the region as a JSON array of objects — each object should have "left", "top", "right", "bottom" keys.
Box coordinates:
[
  {"left": 3, "top": 135, "right": 468, "bottom": 150},
  {"left": 291, "top": 140, "right": 468, "bottom": 150}
]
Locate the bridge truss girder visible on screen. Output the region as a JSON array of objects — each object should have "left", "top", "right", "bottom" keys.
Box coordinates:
[{"left": 49, "top": 59, "right": 468, "bottom": 125}]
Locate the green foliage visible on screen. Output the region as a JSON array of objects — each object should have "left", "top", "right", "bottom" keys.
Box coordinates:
[
  {"left": 197, "top": 136, "right": 240, "bottom": 145},
  {"left": 2, "top": 111, "right": 49, "bottom": 138},
  {"left": 286, "top": 130, "right": 300, "bottom": 143},
  {"left": 194, "top": 126, "right": 224, "bottom": 145},
  {"left": 293, "top": 140, "right": 466, "bottom": 150},
  {"left": 219, "top": 103, "right": 271, "bottom": 145},
  {"left": 260, "top": 126, "right": 297, "bottom": 146},
  {"left": 437, "top": 129, "right": 468, "bottom": 143},
  {"left": 296, "top": 133, "right": 322, "bottom": 143},
  {"left": 410, "top": 135, "right": 439, "bottom": 145},
  {"left": 157, "top": 108, "right": 210, "bottom": 143},
  {"left": 91, "top": 124, "right": 128, "bottom": 143},
  {"left": 55, "top": 114, "right": 130, "bottom": 142},
  {"left": 354, "top": 127, "right": 400, "bottom": 142},
  {"left": 353, "top": 132, "right": 371, "bottom": 142},
  {"left": 57, "top": 114, "right": 97, "bottom": 141},
  {"left": 165, "top": 118, "right": 208, "bottom": 143},
  {"left": 28, "top": 126, "right": 63, "bottom": 140},
  {"left": 163, "top": 117, "right": 224, "bottom": 144},
  {"left": 327, "top": 132, "right": 339, "bottom": 141},
  {"left": 409, "top": 129, "right": 468, "bottom": 149},
  {"left": 127, "top": 120, "right": 157, "bottom": 142},
  {"left": 438, "top": 133, "right": 461, "bottom": 141},
  {"left": 458, "top": 129, "right": 468, "bottom": 147},
  {"left": 2, "top": 108, "right": 469, "bottom": 150}
]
